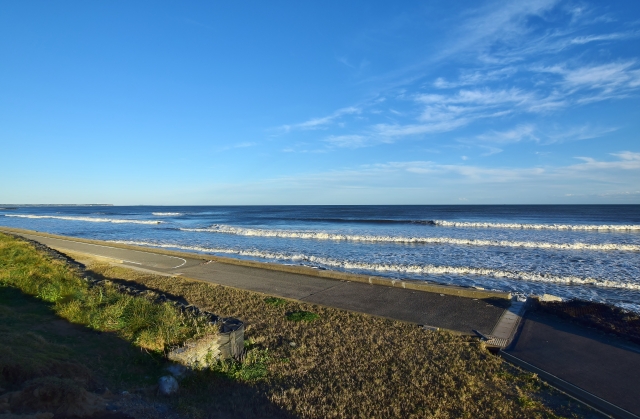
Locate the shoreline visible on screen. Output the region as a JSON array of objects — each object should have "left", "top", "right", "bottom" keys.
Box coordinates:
[
  {"left": 0, "top": 226, "right": 511, "bottom": 301},
  {"left": 0, "top": 232, "right": 588, "bottom": 418}
]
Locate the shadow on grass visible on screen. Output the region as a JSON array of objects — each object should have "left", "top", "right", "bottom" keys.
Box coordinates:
[
  {"left": 0, "top": 285, "right": 297, "bottom": 419},
  {"left": 84, "top": 268, "right": 193, "bottom": 307}
]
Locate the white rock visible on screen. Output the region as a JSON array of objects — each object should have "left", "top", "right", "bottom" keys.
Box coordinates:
[
  {"left": 158, "top": 376, "right": 179, "bottom": 396},
  {"left": 166, "top": 364, "right": 188, "bottom": 379},
  {"left": 540, "top": 293, "right": 563, "bottom": 302}
]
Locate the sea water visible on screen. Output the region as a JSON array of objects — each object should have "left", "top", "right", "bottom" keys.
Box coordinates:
[{"left": 2, "top": 205, "right": 639, "bottom": 311}]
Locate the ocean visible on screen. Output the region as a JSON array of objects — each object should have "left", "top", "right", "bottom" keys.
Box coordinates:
[{"left": 2, "top": 205, "right": 639, "bottom": 311}]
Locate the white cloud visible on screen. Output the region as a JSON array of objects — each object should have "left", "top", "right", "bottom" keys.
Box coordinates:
[
  {"left": 294, "top": 151, "right": 640, "bottom": 185},
  {"left": 433, "top": 67, "right": 518, "bottom": 89},
  {"left": 196, "top": 151, "right": 640, "bottom": 204},
  {"left": 569, "top": 151, "right": 640, "bottom": 171},
  {"left": 476, "top": 124, "right": 538, "bottom": 144},
  {"left": 280, "top": 106, "right": 361, "bottom": 132},
  {"left": 372, "top": 119, "right": 470, "bottom": 138},
  {"left": 553, "top": 61, "right": 640, "bottom": 92},
  {"left": 440, "top": 0, "right": 560, "bottom": 60},
  {"left": 219, "top": 142, "right": 257, "bottom": 151},
  {"left": 470, "top": 124, "right": 616, "bottom": 147},
  {"left": 570, "top": 32, "right": 638, "bottom": 45},
  {"left": 324, "top": 134, "right": 369, "bottom": 148},
  {"left": 274, "top": 1, "right": 639, "bottom": 154},
  {"left": 543, "top": 125, "right": 618, "bottom": 143},
  {"left": 417, "top": 88, "right": 532, "bottom": 106}
]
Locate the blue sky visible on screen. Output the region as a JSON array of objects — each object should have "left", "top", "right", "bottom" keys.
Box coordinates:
[{"left": 1, "top": 0, "right": 639, "bottom": 204}]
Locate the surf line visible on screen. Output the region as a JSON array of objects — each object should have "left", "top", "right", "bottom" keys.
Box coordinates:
[
  {"left": 178, "top": 225, "right": 640, "bottom": 252},
  {"left": 4, "top": 214, "right": 162, "bottom": 225}
]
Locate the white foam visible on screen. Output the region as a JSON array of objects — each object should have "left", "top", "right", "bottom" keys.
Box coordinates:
[
  {"left": 152, "top": 212, "right": 183, "bottom": 216},
  {"left": 110, "top": 240, "right": 640, "bottom": 291},
  {"left": 179, "top": 225, "right": 640, "bottom": 252},
  {"left": 4, "top": 214, "right": 162, "bottom": 225},
  {"left": 432, "top": 220, "right": 640, "bottom": 231}
]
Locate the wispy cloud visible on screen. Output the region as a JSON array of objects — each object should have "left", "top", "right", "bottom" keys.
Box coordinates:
[
  {"left": 324, "top": 134, "right": 369, "bottom": 148},
  {"left": 279, "top": 106, "right": 361, "bottom": 133},
  {"left": 433, "top": 67, "right": 518, "bottom": 89},
  {"left": 369, "top": 89, "right": 538, "bottom": 141},
  {"left": 539, "top": 61, "right": 640, "bottom": 91},
  {"left": 438, "top": 0, "right": 561, "bottom": 61},
  {"left": 470, "top": 124, "right": 616, "bottom": 146},
  {"left": 219, "top": 142, "right": 257, "bottom": 151},
  {"left": 475, "top": 124, "right": 538, "bottom": 144},
  {"left": 543, "top": 125, "right": 618, "bottom": 143},
  {"left": 385, "top": 151, "right": 634, "bottom": 181},
  {"left": 274, "top": 1, "right": 639, "bottom": 155},
  {"left": 569, "top": 31, "right": 639, "bottom": 45},
  {"left": 201, "top": 151, "right": 640, "bottom": 204},
  {"left": 570, "top": 151, "right": 640, "bottom": 171}
]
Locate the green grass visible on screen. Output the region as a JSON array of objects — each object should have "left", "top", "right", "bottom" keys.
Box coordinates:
[
  {"left": 264, "top": 297, "right": 288, "bottom": 307},
  {"left": 0, "top": 233, "right": 214, "bottom": 353},
  {"left": 285, "top": 310, "right": 319, "bottom": 322},
  {"left": 0, "top": 286, "right": 164, "bottom": 392},
  {"left": 209, "top": 347, "right": 271, "bottom": 382}
]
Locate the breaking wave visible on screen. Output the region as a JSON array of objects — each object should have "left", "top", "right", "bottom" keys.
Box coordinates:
[
  {"left": 180, "top": 225, "right": 640, "bottom": 252},
  {"left": 431, "top": 220, "right": 640, "bottom": 231},
  {"left": 4, "top": 214, "right": 162, "bottom": 225},
  {"left": 152, "top": 212, "right": 184, "bottom": 216},
  {"left": 266, "top": 217, "right": 640, "bottom": 230},
  {"left": 288, "top": 217, "right": 434, "bottom": 225},
  {"left": 110, "top": 240, "right": 640, "bottom": 291}
]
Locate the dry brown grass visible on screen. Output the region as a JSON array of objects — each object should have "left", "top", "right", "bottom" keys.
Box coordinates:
[{"left": 86, "top": 261, "right": 591, "bottom": 419}]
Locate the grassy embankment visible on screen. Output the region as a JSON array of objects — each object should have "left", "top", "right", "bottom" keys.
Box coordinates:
[
  {"left": 0, "top": 233, "right": 602, "bottom": 418},
  {"left": 0, "top": 233, "right": 219, "bottom": 416}
]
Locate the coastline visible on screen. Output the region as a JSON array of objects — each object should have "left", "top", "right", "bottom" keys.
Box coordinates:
[
  {"left": 0, "top": 226, "right": 511, "bottom": 301},
  {"left": 0, "top": 232, "right": 587, "bottom": 418},
  {"left": 4, "top": 229, "right": 639, "bottom": 417}
]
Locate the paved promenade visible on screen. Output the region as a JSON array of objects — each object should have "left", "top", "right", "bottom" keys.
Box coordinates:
[
  {"left": 506, "top": 312, "right": 640, "bottom": 417},
  {"left": 5, "top": 228, "right": 640, "bottom": 418},
  {"left": 7, "top": 230, "right": 506, "bottom": 335}
]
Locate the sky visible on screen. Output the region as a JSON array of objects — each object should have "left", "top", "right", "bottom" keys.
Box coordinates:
[{"left": 1, "top": 0, "right": 640, "bottom": 205}]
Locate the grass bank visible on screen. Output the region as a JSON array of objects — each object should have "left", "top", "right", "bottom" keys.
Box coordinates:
[
  {"left": 0, "top": 233, "right": 603, "bottom": 418},
  {"left": 0, "top": 233, "right": 214, "bottom": 353}
]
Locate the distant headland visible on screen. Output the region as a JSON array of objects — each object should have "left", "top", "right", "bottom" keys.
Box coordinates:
[{"left": 0, "top": 204, "right": 113, "bottom": 208}]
